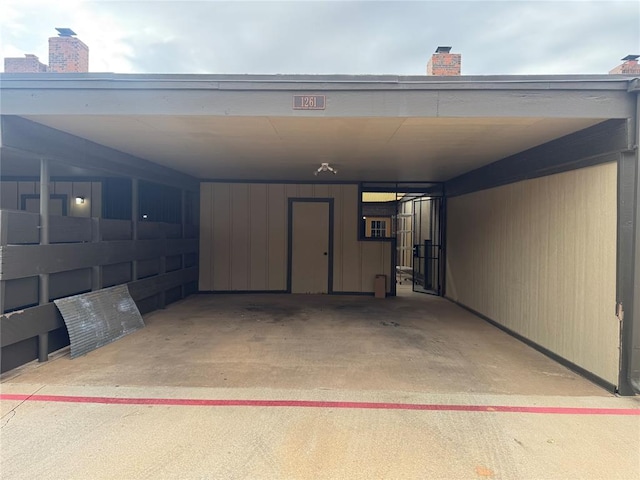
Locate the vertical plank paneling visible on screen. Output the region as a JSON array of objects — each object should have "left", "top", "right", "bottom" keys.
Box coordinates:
[
  {"left": 268, "top": 184, "right": 287, "bottom": 290},
  {"left": 360, "top": 242, "right": 381, "bottom": 292},
  {"left": 198, "top": 183, "right": 213, "bottom": 290},
  {"left": 54, "top": 182, "right": 72, "bottom": 215},
  {"left": 0, "top": 182, "right": 19, "bottom": 210},
  {"left": 329, "top": 185, "right": 344, "bottom": 291},
  {"left": 19, "top": 182, "right": 39, "bottom": 213},
  {"left": 341, "top": 185, "right": 361, "bottom": 291},
  {"left": 212, "top": 183, "right": 231, "bottom": 290},
  {"left": 285, "top": 184, "right": 298, "bottom": 199},
  {"left": 91, "top": 182, "right": 103, "bottom": 218},
  {"left": 447, "top": 163, "right": 619, "bottom": 384},
  {"left": 230, "top": 184, "right": 250, "bottom": 290},
  {"left": 298, "top": 184, "right": 313, "bottom": 197},
  {"left": 250, "top": 184, "right": 268, "bottom": 290},
  {"left": 200, "top": 182, "right": 392, "bottom": 294},
  {"left": 19, "top": 182, "right": 36, "bottom": 195},
  {"left": 313, "top": 184, "right": 330, "bottom": 198},
  {"left": 382, "top": 239, "right": 392, "bottom": 292}
]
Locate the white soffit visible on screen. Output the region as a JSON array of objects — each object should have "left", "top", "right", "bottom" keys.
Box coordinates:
[{"left": 22, "top": 115, "right": 604, "bottom": 181}]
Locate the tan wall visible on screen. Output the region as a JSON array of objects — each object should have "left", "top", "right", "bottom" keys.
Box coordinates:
[
  {"left": 199, "top": 183, "right": 392, "bottom": 293},
  {"left": 446, "top": 163, "right": 620, "bottom": 385},
  {"left": 1, "top": 180, "right": 102, "bottom": 218}
]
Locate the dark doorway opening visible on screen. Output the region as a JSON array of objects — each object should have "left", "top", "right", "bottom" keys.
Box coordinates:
[
  {"left": 360, "top": 182, "right": 444, "bottom": 296},
  {"left": 411, "top": 196, "right": 443, "bottom": 295}
]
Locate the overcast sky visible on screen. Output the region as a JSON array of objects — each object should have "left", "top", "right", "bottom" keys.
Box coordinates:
[{"left": 1, "top": 0, "right": 638, "bottom": 75}]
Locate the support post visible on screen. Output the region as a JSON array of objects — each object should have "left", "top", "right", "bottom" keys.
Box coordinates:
[
  {"left": 38, "top": 158, "right": 50, "bottom": 362},
  {"left": 91, "top": 218, "right": 102, "bottom": 291},
  {"left": 633, "top": 143, "right": 640, "bottom": 394},
  {"left": 158, "top": 220, "right": 166, "bottom": 309},
  {"left": 38, "top": 333, "right": 49, "bottom": 363},
  {"left": 0, "top": 212, "right": 8, "bottom": 312},
  {"left": 39, "top": 158, "right": 50, "bottom": 246},
  {"left": 633, "top": 89, "right": 640, "bottom": 395},
  {"left": 0, "top": 210, "right": 8, "bottom": 246},
  {"left": 158, "top": 255, "right": 167, "bottom": 309},
  {"left": 131, "top": 178, "right": 139, "bottom": 281},
  {"left": 181, "top": 189, "right": 187, "bottom": 299},
  {"left": 0, "top": 281, "right": 6, "bottom": 316},
  {"left": 618, "top": 85, "right": 640, "bottom": 395}
]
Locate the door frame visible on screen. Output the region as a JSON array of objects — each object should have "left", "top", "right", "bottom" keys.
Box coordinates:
[
  {"left": 20, "top": 194, "right": 69, "bottom": 216},
  {"left": 287, "top": 198, "right": 334, "bottom": 294},
  {"left": 411, "top": 195, "right": 444, "bottom": 296}
]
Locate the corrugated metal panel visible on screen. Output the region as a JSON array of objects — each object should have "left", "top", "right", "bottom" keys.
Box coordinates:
[{"left": 54, "top": 284, "right": 144, "bottom": 358}]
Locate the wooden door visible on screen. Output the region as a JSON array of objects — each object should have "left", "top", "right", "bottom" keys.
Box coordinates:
[{"left": 290, "top": 201, "right": 331, "bottom": 293}]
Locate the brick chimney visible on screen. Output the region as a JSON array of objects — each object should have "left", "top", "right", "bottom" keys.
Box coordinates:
[
  {"left": 609, "top": 55, "right": 640, "bottom": 75},
  {"left": 48, "top": 28, "right": 89, "bottom": 73},
  {"left": 427, "top": 46, "right": 461, "bottom": 76},
  {"left": 4, "top": 54, "right": 48, "bottom": 73}
]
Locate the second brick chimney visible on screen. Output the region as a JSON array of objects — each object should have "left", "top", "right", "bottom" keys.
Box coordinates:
[
  {"left": 609, "top": 55, "right": 640, "bottom": 75},
  {"left": 427, "top": 46, "right": 461, "bottom": 76}
]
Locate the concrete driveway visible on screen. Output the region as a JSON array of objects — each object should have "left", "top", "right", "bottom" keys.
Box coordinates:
[{"left": 1, "top": 293, "right": 638, "bottom": 479}]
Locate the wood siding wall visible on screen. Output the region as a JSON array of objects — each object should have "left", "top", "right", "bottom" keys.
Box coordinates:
[
  {"left": 0, "top": 212, "right": 199, "bottom": 373},
  {"left": 446, "top": 163, "right": 620, "bottom": 385},
  {"left": 1, "top": 180, "right": 102, "bottom": 218},
  {"left": 200, "top": 183, "right": 392, "bottom": 293}
]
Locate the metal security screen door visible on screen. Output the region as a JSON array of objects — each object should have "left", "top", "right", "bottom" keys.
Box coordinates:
[{"left": 412, "top": 196, "right": 443, "bottom": 295}]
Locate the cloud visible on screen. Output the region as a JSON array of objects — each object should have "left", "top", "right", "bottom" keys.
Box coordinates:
[{"left": 1, "top": 0, "right": 638, "bottom": 74}]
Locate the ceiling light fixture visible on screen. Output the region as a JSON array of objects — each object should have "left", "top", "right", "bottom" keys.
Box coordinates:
[{"left": 314, "top": 162, "right": 338, "bottom": 176}]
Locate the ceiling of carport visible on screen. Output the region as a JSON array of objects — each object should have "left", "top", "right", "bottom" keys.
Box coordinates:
[{"left": 21, "top": 115, "right": 604, "bottom": 182}]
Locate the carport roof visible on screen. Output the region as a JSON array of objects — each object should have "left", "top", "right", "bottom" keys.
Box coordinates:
[{"left": 0, "top": 73, "right": 636, "bottom": 183}]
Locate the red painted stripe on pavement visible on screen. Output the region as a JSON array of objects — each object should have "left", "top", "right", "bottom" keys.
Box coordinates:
[{"left": 1, "top": 393, "right": 638, "bottom": 415}]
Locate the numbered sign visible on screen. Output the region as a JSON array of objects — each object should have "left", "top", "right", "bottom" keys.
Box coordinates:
[{"left": 293, "top": 95, "right": 326, "bottom": 110}]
